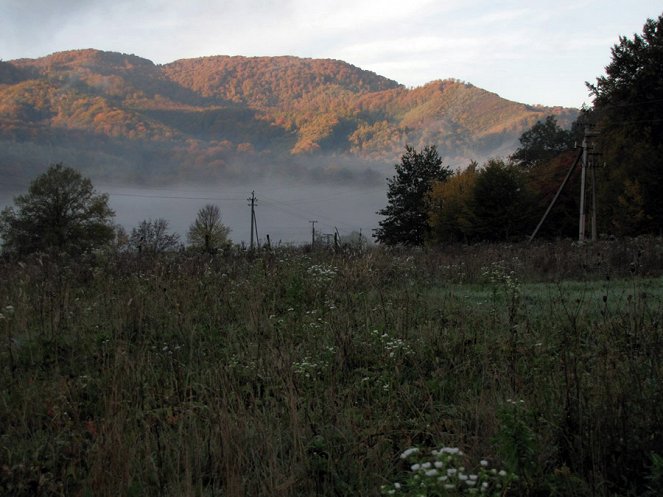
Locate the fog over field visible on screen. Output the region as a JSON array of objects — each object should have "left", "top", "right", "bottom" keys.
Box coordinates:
[{"left": 0, "top": 178, "right": 388, "bottom": 246}]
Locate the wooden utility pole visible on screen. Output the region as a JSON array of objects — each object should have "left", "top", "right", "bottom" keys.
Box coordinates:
[
  {"left": 529, "top": 125, "right": 602, "bottom": 243},
  {"left": 579, "top": 125, "right": 599, "bottom": 242},
  {"left": 309, "top": 220, "right": 318, "bottom": 247},
  {"left": 248, "top": 191, "right": 257, "bottom": 250}
]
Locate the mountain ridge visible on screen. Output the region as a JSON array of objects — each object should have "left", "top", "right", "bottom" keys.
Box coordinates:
[{"left": 0, "top": 49, "right": 577, "bottom": 184}]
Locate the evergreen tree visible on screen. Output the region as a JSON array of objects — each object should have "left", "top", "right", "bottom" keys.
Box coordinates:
[{"left": 374, "top": 145, "right": 451, "bottom": 245}]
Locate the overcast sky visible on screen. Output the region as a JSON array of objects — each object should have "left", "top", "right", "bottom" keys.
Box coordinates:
[{"left": 1, "top": 1, "right": 661, "bottom": 108}]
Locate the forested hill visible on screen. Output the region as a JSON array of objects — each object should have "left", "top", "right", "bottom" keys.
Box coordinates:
[{"left": 0, "top": 49, "right": 576, "bottom": 184}]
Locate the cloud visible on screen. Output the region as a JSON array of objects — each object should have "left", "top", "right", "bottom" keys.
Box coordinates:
[
  {"left": 288, "top": 0, "right": 442, "bottom": 31},
  {"left": 1, "top": 0, "right": 661, "bottom": 107}
]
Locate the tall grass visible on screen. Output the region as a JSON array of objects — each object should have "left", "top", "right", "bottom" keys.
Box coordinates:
[{"left": 1, "top": 238, "right": 662, "bottom": 496}]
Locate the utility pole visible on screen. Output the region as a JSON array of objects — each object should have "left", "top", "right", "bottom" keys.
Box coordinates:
[
  {"left": 309, "top": 220, "right": 318, "bottom": 248},
  {"left": 248, "top": 191, "right": 257, "bottom": 250},
  {"left": 579, "top": 125, "right": 599, "bottom": 242},
  {"left": 529, "top": 124, "right": 602, "bottom": 243}
]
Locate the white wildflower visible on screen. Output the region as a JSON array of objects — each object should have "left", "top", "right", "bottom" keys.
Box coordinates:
[
  {"left": 440, "top": 447, "right": 460, "bottom": 454},
  {"left": 400, "top": 447, "right": 420, "bottom": 459}
]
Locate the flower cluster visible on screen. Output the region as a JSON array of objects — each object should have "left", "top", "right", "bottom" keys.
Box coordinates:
[
  {"left": 0, "top": 304, "right": 15, "bottom": 320},
  {"left": 438, "top": 262, "right": 467, "bottom": 283},
  {"left": 306, "top": 263, "right": 338, "bottom": 286},
  {"left": 381, "top": 446, "right": 515, "bottom": 496},
  {"left": 370, "top": 329, "right": 414, "bottom": 359},
  {"left": 481, "top": 261, "right": 519, "bottom": 289},
  {"left": 292, "top": 356, "right": 328, "bottom": 379}
]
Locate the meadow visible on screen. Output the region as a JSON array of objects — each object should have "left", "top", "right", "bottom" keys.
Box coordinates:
[{"left": 1, "top": 237, "right": 662, "bottom": 496}]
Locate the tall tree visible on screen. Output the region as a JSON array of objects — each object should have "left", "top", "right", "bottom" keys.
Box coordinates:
[
  {"left": 187, "top": 204, "right": 231, "bottom": 253},
  {"left": 374, "top": 145, "right": 451, "bottom": 245},
  {"left": 510, "top": 115, "right": 576, "bottom": 169},
  {"left": 588, "top": 14, "right": 663, "bottom": 233},
  {"left": 0, "top": 164, "right": 114, "bottom": 256}
]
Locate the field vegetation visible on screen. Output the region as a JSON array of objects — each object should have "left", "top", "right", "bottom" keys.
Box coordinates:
[{"left": 1, "top": 238, "right": 662, "bottom": 496}]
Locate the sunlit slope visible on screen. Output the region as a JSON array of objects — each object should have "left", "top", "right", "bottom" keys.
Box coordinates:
[{"left": 1, "top": 49, "right": 577, "bottom": 180}]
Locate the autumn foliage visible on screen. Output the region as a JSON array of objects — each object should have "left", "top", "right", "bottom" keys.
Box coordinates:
[{"left": 0, "top": 49, "right": 575, "bottom": 183}]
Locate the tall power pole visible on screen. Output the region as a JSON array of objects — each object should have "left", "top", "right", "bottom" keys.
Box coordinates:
[
  {"left": 579, "top": 125, "right": 599, "bottom": 242},
  {"left": 309, "top": 220, "right": 318, "bottom": 247},
  {"left": 248, "top": 191, "right": 258, "bottom": 250}
]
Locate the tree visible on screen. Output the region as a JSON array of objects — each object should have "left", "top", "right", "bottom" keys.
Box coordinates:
[
  {"left": 588, "top": 14, "right": 663, "bottom": 122},
  {"left": 587, "top": 14, "right": 663, "bottom": 233},
  {"left": 428, "top": 162, "right": 478, "bottom": 243},
  {"left": 470, "top": 159, "right": 535, "bottom": 241},
  {"left": 510, "top": 116, "right": 575, "bottom": 169},
  {"left": 374, "top": 145, "right": 451, "bottom": 245},
  {"left": 0, "top": 164, "right": 115, "bottom": 255},
  {"left": 187, "top": 204, "right": 231, "bottom": 253},
  {"left": 128, "top": 218, "right": 180, "bottom": 253}
]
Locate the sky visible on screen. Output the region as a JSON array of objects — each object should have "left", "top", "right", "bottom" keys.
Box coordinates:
[{"left": 1, "top": 0, "right": 661, "bottom": 108}]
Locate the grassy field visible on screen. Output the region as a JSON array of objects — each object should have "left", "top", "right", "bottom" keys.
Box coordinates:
[{"left": 1, "top": 238, "right": 662, "bottom": 496}]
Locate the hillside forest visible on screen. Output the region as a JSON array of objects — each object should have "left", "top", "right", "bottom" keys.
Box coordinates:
[{"left": 0, "top": 49, "right": 575, "bottom": 187}]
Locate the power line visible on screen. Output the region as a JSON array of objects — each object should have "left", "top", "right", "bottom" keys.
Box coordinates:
[
  {"left": 597, "top": 97, "right": 663, "bottom": 108},
  {"left": 268, "top": 188, "right": 383, "bottom": 206},
  {"left": 105, "top": 191, "right": 242, "bottom": 201},
  {"left": 259, "top": 196, "right": 362, "bottom": 233},
  {"left": 600, "top": 117, "right": 663, "bottom": 126}
]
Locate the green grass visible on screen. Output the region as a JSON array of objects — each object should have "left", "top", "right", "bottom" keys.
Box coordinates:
[{"left": 1, "top": 240, "right": 662, "bottom": 496}]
